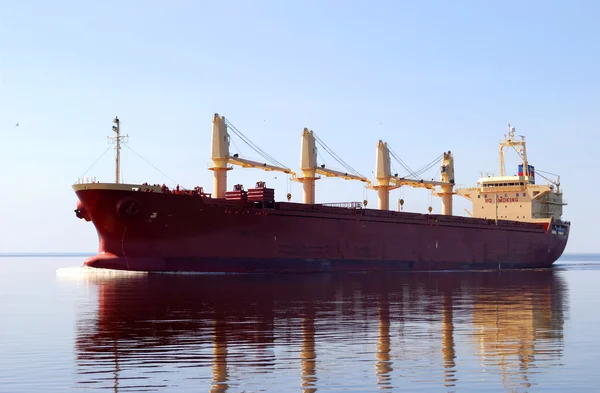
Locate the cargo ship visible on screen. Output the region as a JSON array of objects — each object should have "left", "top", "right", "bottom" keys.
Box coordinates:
[{"left": 72, "top": 115, "right": 570, "bottom": 272}]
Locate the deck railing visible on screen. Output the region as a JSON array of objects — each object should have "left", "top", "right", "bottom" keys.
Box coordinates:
[
  {"left": 321, "top": 201, "right": 363, "bottom": 209},
  {"left": 76, "top": 177, "right": 97, "bottom": 184}
]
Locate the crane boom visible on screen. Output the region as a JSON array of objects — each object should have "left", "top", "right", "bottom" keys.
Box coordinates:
[
  {"left": 390, "top": 177, "right": 450, "bottom": 189},
  {"left": 316, "top": 167, "right": 369, "bottom": 183},
  {"left": 228, "top": 156, "right": 295, "bottom": 174}
]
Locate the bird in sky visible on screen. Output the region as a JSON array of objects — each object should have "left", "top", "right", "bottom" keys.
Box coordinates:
[{"left": 15, "top": 123, "right": 19, "bottom": 127}]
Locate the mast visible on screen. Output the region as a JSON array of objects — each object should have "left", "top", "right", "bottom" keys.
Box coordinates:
[
  {"left": 499, "top": 130, "right": 506, "bottom": 177},
  {"left": 113, "top": 117, "right": 121, "bottom": 183},
  {"left": 499, "top": 124, "right": 529, "bottom": 178},
  {"left": 520, "top": 134, "right": 529, "bottom": 177},
  {"left": 110, "top": 116, "right": 128, "bottom": 184}
]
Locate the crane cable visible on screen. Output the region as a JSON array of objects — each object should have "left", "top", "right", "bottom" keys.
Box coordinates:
[
  {"left": 388, "top": 144, "right": 443, "bottom": 180},
  {"left": 411, "top": 153, "right": 444, "bottom": 177},
  {"left": 313, "top": 133, "right": 365, "bottom": 178},
  {"left": 388, "top": 145, "right": 420, "bottom": 179},
  {"left": 224, "top": 119, "right": 288, "bottom": 169}
]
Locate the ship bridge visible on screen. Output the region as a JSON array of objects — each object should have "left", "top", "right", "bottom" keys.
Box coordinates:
[
  {"left": 456, "top": 125, "right": 566, "bottom": 224},
  {"left": 478, "top": 175, "right": 533, "bottom": 188}
]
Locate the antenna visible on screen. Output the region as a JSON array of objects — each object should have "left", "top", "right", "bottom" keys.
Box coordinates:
[
  {"left": 108, "top": 116, "right": 129, "bottom": 184},
  {"left": 508, "top": 124, "right": 515, "bottom": 140}
]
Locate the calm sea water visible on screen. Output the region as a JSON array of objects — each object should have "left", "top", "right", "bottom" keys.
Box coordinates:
[{"left": 0, "top": 255, "right": 599, "bottom": 392}]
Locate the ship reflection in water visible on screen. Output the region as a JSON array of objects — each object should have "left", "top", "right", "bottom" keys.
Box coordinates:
[{"left": 73, "top": 270, "right": 567, "bottom": 392}]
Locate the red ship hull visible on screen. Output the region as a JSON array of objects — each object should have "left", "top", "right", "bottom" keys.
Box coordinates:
[{"left": 73, "top": 187, "right": 569, "bottom": 273}]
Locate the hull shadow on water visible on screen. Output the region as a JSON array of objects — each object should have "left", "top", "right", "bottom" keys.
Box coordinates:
[{"left": 70, "top": 269, "right": 568, "bottom": 392}]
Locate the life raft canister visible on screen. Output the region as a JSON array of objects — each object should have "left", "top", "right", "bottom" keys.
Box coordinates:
[{"left": 116, "top": 198, "right": 142, "bottom": 220}]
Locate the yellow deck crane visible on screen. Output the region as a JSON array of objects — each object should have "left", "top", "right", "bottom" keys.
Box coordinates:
[
  {"left": 370, "top": 140, "right": 455, "bottom": 214},
  {"left": 209, "top": 112, "right": 454, "bottom": 214},
  {"left": 209, "top": 113, "right": 296, "bottom": 198},
  {"left": 295, "top": 128, "right": 369, "bottom": 204}
]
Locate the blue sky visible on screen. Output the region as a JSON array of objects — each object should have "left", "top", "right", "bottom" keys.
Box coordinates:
[{"left": 1, "top": 0, "right": 598, "bottom": 253}]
